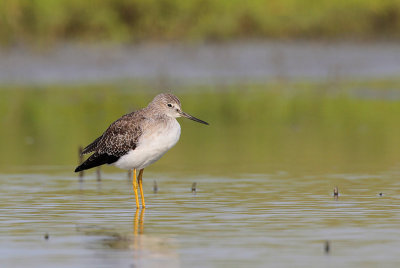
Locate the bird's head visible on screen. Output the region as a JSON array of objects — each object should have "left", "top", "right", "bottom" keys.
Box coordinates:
[{"left": 150, "top": 93, "right": 209, "bottom": 125}]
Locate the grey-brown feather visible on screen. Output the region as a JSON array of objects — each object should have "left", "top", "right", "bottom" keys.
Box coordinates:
[
  {"left": 91, "top": 93, "right": 181, "bottom": 157},
  {"left": 83, "top": 111, "right": 145, "bottom": 157},
  {"left": 81, "top": 135, "right": 102, "bottom": 154},
  {"left": 76, "top": 93, "right": 184, "bottom": 172}
]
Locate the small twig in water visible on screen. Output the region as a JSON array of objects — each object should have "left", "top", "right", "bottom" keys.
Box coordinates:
[
  {"left": 192, "top": 182, "right": 197, "bottom": 193},
  {"left": 78, "top": 146, "right": 84, "bottom": 181},
  {"left": 324, "top": 240, "right": 330, "bottom": 254},
  {"left": 96, "top": 167, "right": 101, "bottom": 182},
  {"left": 153, "top": 180, "right": 158, "bottom": 193},
  {"left": 333, "top": 186, "right": 339, "bottom": 199}
]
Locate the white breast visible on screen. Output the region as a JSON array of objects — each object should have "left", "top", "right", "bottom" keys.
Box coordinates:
[{"left": 114, "top": 119, "right": 181, "bottom": 170}]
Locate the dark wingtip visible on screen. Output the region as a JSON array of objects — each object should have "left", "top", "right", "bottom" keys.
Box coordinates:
[
  {"left": 74, "top": 166, "right": 83, "bottom": 173},
  {"left": 74, "top": 153, "right": 119, "bottom": 173}
]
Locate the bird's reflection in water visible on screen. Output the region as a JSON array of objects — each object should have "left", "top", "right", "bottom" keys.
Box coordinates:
[
  {"left": 132, "top": 208, "right": 144, "bottom": 265},
  {"left": 95, "top": 208, "right": 146, "bottom": 250},
  {"left": 133, "top": 208, "right": 145, "bottom": 236},
  {"left": 78, "top": 209, "right": 180, "bottom": 267}
]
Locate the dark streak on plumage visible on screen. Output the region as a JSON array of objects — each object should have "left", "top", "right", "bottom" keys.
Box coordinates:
[
  {"left": 75, "top": 111, "right": 145, "bottom": 172},
  {"left": 75, "top": 153, "right": 119, "bottom": 172}
]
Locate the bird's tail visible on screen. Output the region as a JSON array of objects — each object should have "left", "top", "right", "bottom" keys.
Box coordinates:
[{"left": 74, "top": 153, "right": 119, "bottom": 172}]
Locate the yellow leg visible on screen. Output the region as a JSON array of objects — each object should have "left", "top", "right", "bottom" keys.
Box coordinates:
[
  {"left": 138, "top": 169, "right": 146, "bottom": 208},
  {"left": 132, "top": 169, "right": 139, "bottom": 209}
]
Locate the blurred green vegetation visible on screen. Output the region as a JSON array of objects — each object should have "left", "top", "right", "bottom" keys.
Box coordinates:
[
  {"left": 1, "top": 0, "right": 400, "bottom": 45},
  {"left": 1, "top": 80, "right": 400, "bottom": 175}
]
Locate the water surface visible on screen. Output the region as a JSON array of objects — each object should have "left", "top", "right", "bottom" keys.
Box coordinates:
[
  {"left": 1, "top": 61, "right": 400, "bottom": 267},
  {"left": 2, "top": 42, "right": 400, "bottom": 85},
  {"left": 1, "top": 170, "right": 400, "bottom": 267}
]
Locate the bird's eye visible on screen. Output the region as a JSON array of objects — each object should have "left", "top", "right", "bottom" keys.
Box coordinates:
[{"left": 167, "top": 103, "right": 172, "bottom": 107}]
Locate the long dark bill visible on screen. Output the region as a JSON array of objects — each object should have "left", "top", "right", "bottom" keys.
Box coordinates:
[{"left": 180, "top": 111, "right": 209, "bottom": 125}]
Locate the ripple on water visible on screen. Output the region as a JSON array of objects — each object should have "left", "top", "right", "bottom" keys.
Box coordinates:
[{"left": 1, "top": 171, "right": 400, "bottom": 267}]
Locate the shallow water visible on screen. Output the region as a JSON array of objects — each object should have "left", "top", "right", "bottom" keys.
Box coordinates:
[
  {"left": 1, "top": 169, "right": 400, "bottom": 267},
  {"left": 2, "top": 39, "right": 400, "bottom": 267}
]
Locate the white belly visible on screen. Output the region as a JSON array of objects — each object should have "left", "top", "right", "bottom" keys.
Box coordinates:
[{"left": 114, "top": 120, "right": 181, "bottom": 170}]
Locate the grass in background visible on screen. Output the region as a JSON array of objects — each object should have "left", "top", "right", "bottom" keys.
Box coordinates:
[
  {"left": 1, "top": 0, "right": 400, "bottom": 46},
  {"left": 1, "top": 80, "right": 400, "bottom": 175}
]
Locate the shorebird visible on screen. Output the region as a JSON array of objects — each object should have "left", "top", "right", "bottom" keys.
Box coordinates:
[{"left": 74, "top": 93, "right": 208, "bottom": 208}]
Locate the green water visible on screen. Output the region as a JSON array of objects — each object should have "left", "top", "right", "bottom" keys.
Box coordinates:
[
  {"left": 1, "top": 80, "right": 400, "bottom": 174},
  {"left": 1, "top": 80, "right": 400, "bottom": 267}
]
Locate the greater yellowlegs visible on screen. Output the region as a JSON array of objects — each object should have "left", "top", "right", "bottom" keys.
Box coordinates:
[{"left": 74, "top": 93, "right": 208, "bottom": 208}]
